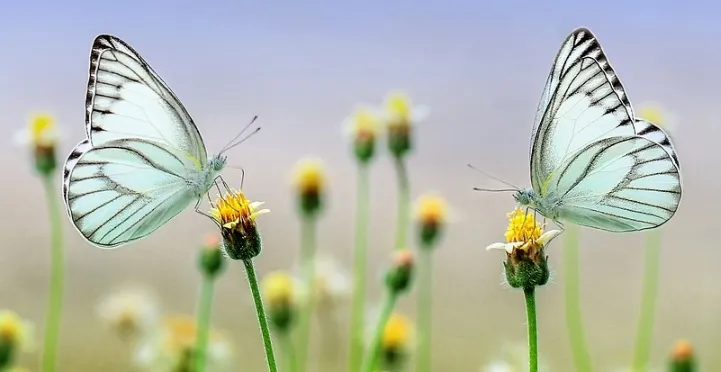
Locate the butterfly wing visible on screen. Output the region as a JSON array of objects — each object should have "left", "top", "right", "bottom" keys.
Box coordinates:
[
  {"left": 530, "top": 28, "right": 636, "bottom": 195},
  {"left": 63, "top": 35, "right": 209, "bottom": 248},
  {"left": 63, "top": 139, "right": 200, "bottom": 248},
  {"left": 547, "top": 135, "right": 681, "bottom": 232},
  {"left": 633, "top": 118, "right": 680, "bottom": 168},
  {"left": 86, "top": 35, "right": 207, "bottom": 165}
]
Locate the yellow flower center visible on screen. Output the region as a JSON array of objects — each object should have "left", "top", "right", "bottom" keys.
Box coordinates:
[
  {"left": 638, "top": 105, "right": 665, "bottom": 128},
  {"left": 382, "top": 312, "right": 412, "bottom": 350},
  {"left": 262, "top": 271, "right": 295, "bottom": 307},
  {"left": 210, "top": 189, "right": 267, "bottom": 233},
  {"left": 30, "top": 114, "right": 55, "bottom": 145},
  {"left": 351, "top": 108, "right": 380, "bottom": 140},
  {"left": 384, "top": 91, "right": 412, "bottom": 126},
  {"left": 416, "top": 194, "right": 447, "bottom": 226},
  {"left": 293, "top": 159, "right": 325, "bottom": 195},
  {"left": 504, "top": 208, "right": 543, "bottom": 243},
  {"left": 0, "top": 310, "right": 23, "bottom": 343}
]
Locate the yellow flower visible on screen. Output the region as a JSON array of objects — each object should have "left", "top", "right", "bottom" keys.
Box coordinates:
[
  {"left": 209, "top": 187, "right": 268, "bottom": 260},
  {"left": 14, "top": 113, "right": 61, "bottom": 149},
  {"left": 96, "top": 287, "right": 159, "bottom": 340},
  {"left": 382, "top": 91, "right": 429, "bottom": 129},
  {"left": 671, "top": 339, "right": 693, "bottom": 361},
  {"left": 292, "top": 157, "right": 326, "bottom": 196},
  {"left": 637, "top": 103, "right": 676, "bottom": 134},
  {"left": 382, "top": 312, "right": 413, "bottom": 351},
  {"left": 0, "top": 310, "right": 34, "bottom": 352},
  {"left": 262, "top": 271, "right": 296, "bottom": 308},
  {"left": 345, "top": 105, "right": 382, "bottom": 141},
  {"left": 415, "top": 193, "right": 448, "bottom": 227},
  {"left": 486, "top": 209, "right": 561, "bottom": 254},
  {"left": 134, "top": 315, "right": 232, "bottom": 371}
]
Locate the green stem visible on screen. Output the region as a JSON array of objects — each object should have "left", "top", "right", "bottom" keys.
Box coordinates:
[
  {"left": 194, "top": 275, "right": 215, "bottom": 372},
  {"left": 243, "top": 259, "right": 279, "bottom": 372},
  {"left": 631, "top": 229, "right": 663, "bottom": 370},
  {"left": 41, "top": 174, "right": 64, "bottom": 372},
  {"left": 360, "top": 292, "right": 398, "bottom": 372},
  {"left": 416, "top": 248, "right": 433, "bottom": 372},
  {"left": 393, "top": 157, "right": 410, "bottom": 251},
  {"left": 280, "top": 333, "right": 300, "bottom": 372},
  {"left": 563, "top": 225, "right": 592, "bottom": 372},
  {"left": 524, "top": 287, "right": 539, "bottom": 372},
  {"left": 349, "top": 163, "right": 371, "bottom": 372},
  {"left": 297, "top": 216, "right": 317, "bottom": 372}
]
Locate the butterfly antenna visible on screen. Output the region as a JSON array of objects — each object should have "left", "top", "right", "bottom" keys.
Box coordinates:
[
  {"left": 467, "top": 163, "right": 520, "bottom": 190},
  {"left": 219, "top": 115, "right": 260, "bottom": 154}
]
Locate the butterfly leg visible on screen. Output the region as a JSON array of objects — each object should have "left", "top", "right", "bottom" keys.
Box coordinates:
[{"left": 193, "top": 197, "right": 221, "bottom": 227}]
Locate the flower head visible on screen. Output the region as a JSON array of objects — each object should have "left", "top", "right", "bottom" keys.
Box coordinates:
[
  {"left": 385, "top": 249, "right": 414, "bottom": 294},
  {"left": 415, "top": 193, "right": 449, "bottom": 247},
  {"left": 134, "top": 315, "right": 232, "bottom": 372},
  {"left": 382, "top": 91, "right": 429, "bottom": 158},
  {"left": 261, "top": 271, "right": 297, "bottom": 333},
  {"left": 209, "top": 188, "right": 268, "bottom": 261},
  {"left": 0, "top": 310, "right": 34, "bottom": 368},
  {"left": 199, "top": 233, "right": 226, "bottom": 278},
  {"left": 486, "top": 209, "right": 561, "bottom": 289},
  {"left": 638, "top": 103, "right": 676, "bottom": 135},
  {"left": 14, "top": 113, "right": 61, "bottom": 175},
  {"left": 380, "top": 312, "right": 415, "bottom": 368},
  {"left": 668, "top": 339, "right": 695, "bottom": 371},
  {"left": 96, "top": 287, "right": 160, "bottom": 342},
  {"left": 344, "top": 105, "right": 381, "bottom": 163},
  {"left": 292, "top": 157, "right": 326, "bottom": 216}
]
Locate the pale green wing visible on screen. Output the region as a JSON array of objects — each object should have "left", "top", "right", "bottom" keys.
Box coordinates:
[
  {"left": 549, "top": 136, "right": 681, "bottom": 232},
  {"left": 86, "top": 35, "right": 207, "bottom": 168},
  {"left": 530, "top": 28, "right": 636, "bottom": 195},
  {"left": 633, "top": 118, "right": 679, "bottom": 168},
  {"left": 63, "top": 139, "right": 199, "bottom": 248}
]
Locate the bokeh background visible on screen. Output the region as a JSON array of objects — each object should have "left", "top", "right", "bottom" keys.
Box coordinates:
[{"left": 1, "top": 0, "right": 720, "bottom": 370}]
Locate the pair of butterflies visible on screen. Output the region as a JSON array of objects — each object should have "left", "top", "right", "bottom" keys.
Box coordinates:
[{"left": 62, "top": 27, "right": 681, "bottom": 249}]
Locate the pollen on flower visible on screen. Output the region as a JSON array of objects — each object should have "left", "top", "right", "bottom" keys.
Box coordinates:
[
  {"left": 504, "top": 208, "right": 543, "bottom": 244},
  {"left": 209, "top": 188, "right": 268, "bottom": 233}
]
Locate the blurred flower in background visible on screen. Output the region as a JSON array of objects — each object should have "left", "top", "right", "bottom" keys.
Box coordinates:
[
  {"left": 0, "top": 310, "right": 35, "bottom": 370},
  {"left": 480, "top": 343, "right": 549, "bottom": 372},
  {"left": 294, "top": 255, "right": 351, "bottom": 311},
  {"left": 292, "top": 157, "right": 327, "bottom": 217},
  {"left": 381, "top": 91, "right": 429, "bottom": 158},
  {"left": 668, "top": 339, "right": 695, "bottom": 372},
  {"left": 637, "top": 102, "right": 676, "bottom": 135},
  {"left": 13, "top": 113, "right": 62, "bottom": 176},
  {"left": 96, "top": 286, "right": 160, "bottom": 342},
  {"left": 133, "top": 314, "right": 232, "bottom": 372},
  {"left": 344, "top": 104, "right": 382, "bottom": 163},
  {"left": 262, "top": 270, "right": 298, "bottom": 333},
  {"left": 379, "top": 312, "right": 414, "bottom": 369}
]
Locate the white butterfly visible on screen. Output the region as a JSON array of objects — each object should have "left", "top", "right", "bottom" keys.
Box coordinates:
[
  {"left": 63, "top": 35, "right": 249, "bottom": 248},
  {"left": 514, "top": 28, "right": 682, "bottom": 232}
]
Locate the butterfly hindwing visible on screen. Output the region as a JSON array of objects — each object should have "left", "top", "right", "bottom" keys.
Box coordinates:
[
  {"left": 548, "top": 135, "right": 681, "bottom": 232},
  {"left": 530, "top": 28, "right": 636, "bottom": 195},
  {"left": 64, "top": 139, "right": 199, "bottom": 247}
]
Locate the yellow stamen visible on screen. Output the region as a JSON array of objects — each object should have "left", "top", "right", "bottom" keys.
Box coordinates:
[{"left": 504, "top": 208, "right": 543, "bottom": 243}]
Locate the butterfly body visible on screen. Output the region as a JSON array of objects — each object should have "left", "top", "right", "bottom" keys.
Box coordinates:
[
  {"left": 519, "top": 28, "right": 682, "bottom": 233},
  {"left": 63, "top": 35, "right": 231, "bottom": 248}
]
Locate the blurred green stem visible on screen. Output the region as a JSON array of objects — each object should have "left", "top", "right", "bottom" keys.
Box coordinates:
[
  {"left": 416, "top": 247, "right": 433, "bottom": 372},
  {"left": 194, "top": 275, "right": 215, "bottom": 372},
  {"left": 632, "top": 229, "right": 663, "bottom": 370},
  {"left": 297, "top": 215, "right": 317, "bottom": 372},
  {"left": 524, "top": 287, "right": 538, "bottom": 372},
  {"left": 393, "top": 157, "right": 410, "bottom": 251},
  {"left": 280, "top": 333, "right": 300, "bottom": 372},
  {"left": 360, "top": 291, "right": 398, "bottom": 372},
  {"left": 243, "top": 259, "right": 279, "bottom": 372},
  {"left": 41, "top": 173, "right": 64, "bottom": 372},
  {"left": 349, "top": 163, "right": 371, "bottom": 372},
  {"left": 563, "top": 225, "right": 592, "bottom": 372}
]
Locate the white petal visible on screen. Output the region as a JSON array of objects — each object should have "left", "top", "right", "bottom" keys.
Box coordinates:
[
  {"left": 537, "top": 230, "right": 562, "bottom": 246},
  {"left": 12, "top": 129, "right": 31, "bottom": 147},
  {"left": 411, "top": 105, "right": 431, "bottom": 123}
]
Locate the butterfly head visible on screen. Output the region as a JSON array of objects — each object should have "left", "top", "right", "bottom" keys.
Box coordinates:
[
  {"left": 513, "top": 188, "right": 536, "bottom": 207},
  {"left": 209, "top": 155, "right": 227, "bottom": 172}
]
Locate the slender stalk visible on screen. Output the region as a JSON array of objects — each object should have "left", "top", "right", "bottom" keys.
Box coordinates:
[
  {"left": 280, "top": 333, "right": 300, "bottom": 372},
  {"left": 563, "top": 225, "right": 592, "bottom": 372},
  {"left": 360, "top": 292, "right": 398, "bottom": 372},
  {"left": 393, "top": 157, "right": 410, "bottom": 251},
  {"left": 416, "top": 248, "right": 433, "bottom": 372},
  {"left": 297, "top": 215, "right": 317, "bottom": 372},
  {"left": 632, "top": 229, "right": 663, "bottom": 370},
  {"left": 41, "top": 174, "right": 64, "bottom": 372},
  {"left": 349, "top": 163, "right": 371, "bottom": 372},
  {"left": 524, "top": 287, "right": 539, "bottom": 372},
  {"left": 243, "top": 259, "right": 279, "bottom": 372},
  {"left": 194, "top": 276, "right": 215, "bottom": 372}
]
